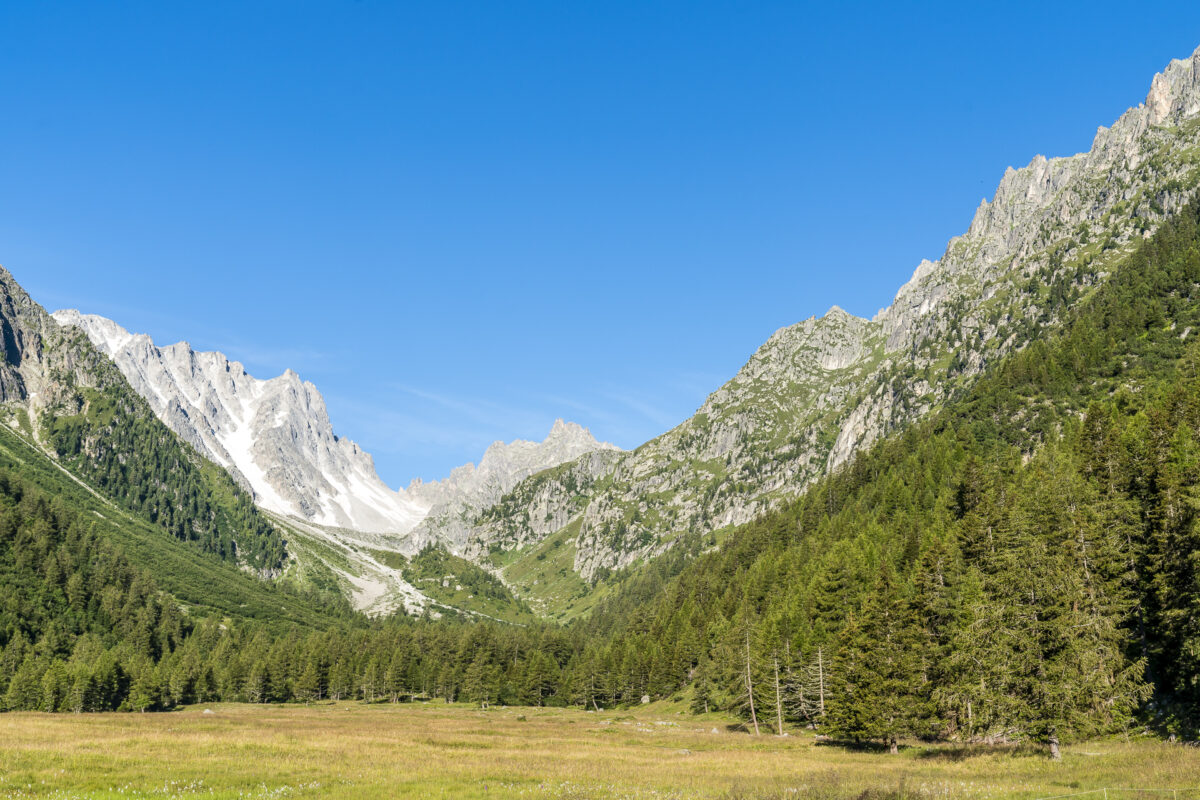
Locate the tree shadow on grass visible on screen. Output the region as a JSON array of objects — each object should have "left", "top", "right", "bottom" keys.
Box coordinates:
[
  {"left": 809, "top": 738, "right": 1036, "bottom": 759},
  {"left": 915, "top": 742, "right": 1039, "bottom": 761},
  {"left": 811, "top": 737, "right": 895, "bottom": 754}
]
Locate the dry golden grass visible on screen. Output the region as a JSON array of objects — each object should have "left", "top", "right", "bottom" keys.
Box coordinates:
[{"left": 0, "top": 702, "right": 1198, "bottom": 799}]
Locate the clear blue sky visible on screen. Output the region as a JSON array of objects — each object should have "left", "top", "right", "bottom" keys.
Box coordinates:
[{"left": 4, "top": 2, "right": 1200, "bottom": 486}]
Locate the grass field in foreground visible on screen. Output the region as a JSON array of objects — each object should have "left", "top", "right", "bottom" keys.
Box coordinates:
[{"left": 1, "top": 702, "right": 1198, "bottom": 800}]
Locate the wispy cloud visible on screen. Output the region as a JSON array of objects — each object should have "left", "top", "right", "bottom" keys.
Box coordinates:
[
  {"left": 389, "top": 383, "right": 552, "bottom": 435},
  {"left": 34, "top": 288, "right": 333, "bottom": 379},
  {"left": 600, "top": 389, "right": 682, "bottom": 430},
  {"left": 201, "top": 338, "right": 332, "bottom": 379}
]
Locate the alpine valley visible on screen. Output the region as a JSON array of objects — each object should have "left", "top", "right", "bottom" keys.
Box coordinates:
[{"left": 4, "top": 39, "right": 1200, "bottom": 775}]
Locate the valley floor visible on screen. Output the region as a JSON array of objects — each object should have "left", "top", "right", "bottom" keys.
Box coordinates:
[{"left": 1, "top": 704, "right": 1198, "bottom": 800}]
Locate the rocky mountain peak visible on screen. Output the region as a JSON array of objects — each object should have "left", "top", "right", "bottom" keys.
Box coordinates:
[
  {"left": 544, "top": 418, "right": 609, "bottom": 450},
  {"left": 0, "top": 275, "right": 112, "bottom": 411},
  {"left": 52, "top": 309, "right": 431, "bottom": 535},
  {"left": 414, "top": 420, "right": 618, "bottom": 503},
  {"left": 875, "top": 45, "right": 1200, "bottom": 356},
  {"left": 51, "top": 308, "right": 616, "bottom": 569},
  {"left": 447, "top": 42, "right": 1200, "bottom": 588},
  {"left": 404, "top": 421, "right": 620, "bottom": 555},
  {"left": 1144, "top": 44, "right": 1200, "bottom": 125}
]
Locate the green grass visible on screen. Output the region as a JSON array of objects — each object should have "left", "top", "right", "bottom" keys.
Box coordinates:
[
  {"left": 0, "top": 421, "right": 345, "bottom": 630},
  {"left": 402, "top": 546, "right": 535, "bottom": 624},
  {"left": 365, "top": 547, "right": 407, "bottom": 571},
  {"left": 0, "top": 703, "right": 1196, "bottom": 800},
  {"left": 495, "top": 519, "right": 603, "bottom": 621}
]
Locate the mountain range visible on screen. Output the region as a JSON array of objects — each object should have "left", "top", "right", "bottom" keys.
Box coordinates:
[
  {"left": 32, "top": 44, "right": 1200, "bottom": 618},
  {"left": 52, "top": 310, "right": 616, "bottom": 542},
  {"left": 3, "top": 42, "right": 1200, "bottom": 746}
]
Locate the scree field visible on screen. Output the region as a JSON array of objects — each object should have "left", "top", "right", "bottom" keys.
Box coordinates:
[{"left": 0, "top": 703, "right": 1197, "bottom": 800}]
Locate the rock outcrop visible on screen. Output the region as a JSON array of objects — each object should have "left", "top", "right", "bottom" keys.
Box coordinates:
[
  {"left": 462, "top": 44, "right": 1200, "bottom": 583},
  {"left": 53, "top": 310, "right": 432, "bottom": 535},
  {"left": 51, "top": 309, "right": 618, "bottom": 556},
  {"left": 406, "top": 420, "right": 620, "bottom": 555}
]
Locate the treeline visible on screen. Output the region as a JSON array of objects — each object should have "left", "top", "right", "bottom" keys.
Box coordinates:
[
  {"left": 577, "top": 198, "right": 1200, "bottom": 751},
  {"left": 0, "top": 460, "right": 588, "bottom": 713},
  {"left": 0, "top": 466, "right": 579, "bottom": 711},
  {"left": 4, "top": 198, "right": 1200, "bottom": 761}
]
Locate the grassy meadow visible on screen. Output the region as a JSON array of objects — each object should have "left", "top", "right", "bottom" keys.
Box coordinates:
[{"left": 1, "top": 703, "right": 1198, "bottom": 800}]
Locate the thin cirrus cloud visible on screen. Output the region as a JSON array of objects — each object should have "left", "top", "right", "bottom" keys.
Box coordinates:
[
  {"left": 321, "top": 374, "right": 714, "bottom": 488},
  {"left": 23, "top": 280, "right": 337, "bottom": 383},
  {"left": 29, "top": 267, "right": 726, "bottom": 487},
  {"left": 200, "top": 339, "right": 333, "bottom": 380}
]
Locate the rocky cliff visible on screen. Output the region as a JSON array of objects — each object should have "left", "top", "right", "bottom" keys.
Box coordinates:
[
  {"left": 458, "top": 44, "right": 1200, "bottom": 585},
  {"left": 54, "top": 312, "right": 618, "bottom": 550},
  {"left": 53, "top": 310, "right": 431, "bottom": 536},
  {"left": 0, "top": 270, "right": 126, "bottom": 426}
]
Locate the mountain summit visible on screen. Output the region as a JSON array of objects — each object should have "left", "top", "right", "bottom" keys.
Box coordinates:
[
  {"left": 51, "top": 310, "right": 616, "bottom": 551},
  {"left": 443, "top": 43, "right": 1200, "bottom": 589},
  {"left": 52, "top": 309, "right": 430, "bottom": 534}
]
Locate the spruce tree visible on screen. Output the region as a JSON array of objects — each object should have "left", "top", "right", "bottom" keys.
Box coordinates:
[{"left": 826, "top": 566, "right": 925, "bottom": 753}]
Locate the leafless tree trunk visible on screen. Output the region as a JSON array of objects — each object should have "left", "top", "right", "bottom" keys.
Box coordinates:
[
  {"left": 745, "top": 632, "right": 759, "bottom": 735},
  {"left": 817, "top": 646, "right": 825, "bottom": 717},
  {"left": 773, "top": 656, "right": 784, "bottom": 736}
]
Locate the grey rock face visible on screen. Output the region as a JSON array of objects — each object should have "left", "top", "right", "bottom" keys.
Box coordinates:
[
  {"left": 465, "top": 43, "right": 1200, "bottom": 583},
  {"left": 50, "top": 311, "right": 618, "bottom": 560},
  {"left": 0, "top": 269, "right": 127, "bottom": 426},
  {"left": 406, "top": 420, "right": 620, "bottom": 555},
  {"left": 53, "top": 310, "right": 431, "bottom": 535}
]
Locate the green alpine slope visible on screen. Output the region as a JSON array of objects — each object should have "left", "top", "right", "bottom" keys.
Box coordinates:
[
  {"left": 576, "top": 196, "right": 1200, "bottom": 745},
  {"left": 0, "top": 420, "right": 347, "bottom": 629},
  {"left": 432, "top": 46, "right": 1200, "bottom": 604},
  {"left": 0, "top": 267, "right": 287, "bottom": 574}
]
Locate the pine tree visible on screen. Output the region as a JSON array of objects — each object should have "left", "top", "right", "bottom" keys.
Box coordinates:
[
  {"left": 295, "top": 660, "right": 324, "bottom": 704},
  {"left": 328, "top": 659, "right": 353, "bottom": 702},
  {"left": 826, "top": 566, "right": 926, "bottom": 753},
  {"left": 5, "top": 656, "right": 44, "bottom": 711}
]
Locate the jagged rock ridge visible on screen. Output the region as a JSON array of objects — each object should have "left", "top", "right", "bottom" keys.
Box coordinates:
[
  {"left": 0, "top": 267, "right": 287, "bottom": 574},
  {"left": 51, "top": 311, "right": 617, "bottom": 554},
  {"left": 0, "top": 271, "right": 121, "bottom": 422},
  {"left": 454, "top": 44, "right": 1200, "bottom": 584},
  {"left": 406, "top": 420, "right": 621, "bottom": 555},
  {"left": 53, "top": 309, "right": 430, "bottom": 535}
]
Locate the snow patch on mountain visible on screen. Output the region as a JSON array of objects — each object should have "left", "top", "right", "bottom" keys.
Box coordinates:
[
  {"left": 50, "top": 310, "right": 617, "bottom": 556},
  {"left": 52, "top": 310, "right": 430, "bottom": 533}
]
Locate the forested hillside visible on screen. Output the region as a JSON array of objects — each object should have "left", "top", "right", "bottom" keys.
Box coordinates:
[
  {"left": 0, "top": 268, "right": 287, "bottom": 574},
  {"left": 5, "top": 197, "right": 1200, "bottom": 758},
  {"left": 0, "top": 462, "right": 351, "bottom": 712},
  {"left": 579, "top": 195, "right": 1200, "bottom": 750},
  {"left": 43, "top": 382, "right": 286, "bottom": 572}
]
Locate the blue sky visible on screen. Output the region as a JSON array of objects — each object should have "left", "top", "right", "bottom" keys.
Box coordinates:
[{"left": 4, "top": 2, "right": 1200, "bottom": 486}]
